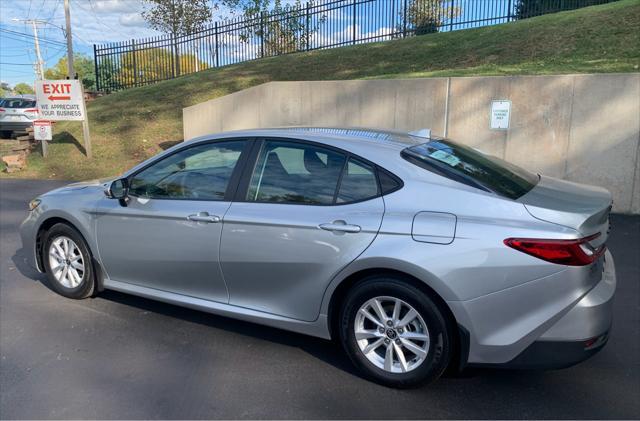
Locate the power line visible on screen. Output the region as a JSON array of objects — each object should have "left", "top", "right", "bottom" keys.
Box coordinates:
[
  {"left": 8, "top": 20, "right": 47, "bottom": 80},
  {"left": 0, "top": 52, "right": 32, "bottom": 57},
  {"left": 26, "top": 0, "right": 34, "bottom": 20},
  {"left": 0, "top": 68, "right": 36, "bottom": 75},
  {"left": 84, "top": 0, "right": 122, "bottom": 34},
  {"left": 44, "top": 45, "right": 67, "bottom": 62},
  {"left": 45, "top": 0, "right": 62, "bottom": 23},
  {"left": 0, "top": 62, "right": 34, "bottom": 66},
  {"left": 0, "top": 32, "right": 66, "bottom": 49},
  {"left": 0, "top": 27, "right": 67, "bottom": 46},
  {"left": 35, "top": 0, "right": 48, "bottom": 20}
]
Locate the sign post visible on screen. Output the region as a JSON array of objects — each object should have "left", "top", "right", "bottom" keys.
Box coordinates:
[
  {"left": 79, "top": 84, "right": 92, "bottom": 158},
  {"left": 34, "top": 80, "right": 92, "bottom": 157},
  {"left": 33, "top": 120, "right": 52, "bottom": 157}
]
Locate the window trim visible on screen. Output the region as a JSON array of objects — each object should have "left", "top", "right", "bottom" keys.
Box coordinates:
[
  {"left": 125, "top": 137, "right": 255, "bottom": 202},
  {"left": 232, "top": 137, "right": 403, "bottom": 206}
]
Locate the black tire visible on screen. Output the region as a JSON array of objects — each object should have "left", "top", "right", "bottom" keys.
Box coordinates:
[
  {"left": 42, "top": 223, "right": 95, "bottom": 299},
  {"left": 339, "top": 276, "right": 451, "bottom": 388}
]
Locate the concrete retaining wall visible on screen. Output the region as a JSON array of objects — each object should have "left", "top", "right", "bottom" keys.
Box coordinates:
[{"left": 183, "top": 74, "right": 640, "bottom": 214}]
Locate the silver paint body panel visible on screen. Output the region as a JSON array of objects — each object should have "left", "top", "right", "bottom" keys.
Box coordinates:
[{"left": 19, "top": 127, "right": 617, "bottom": 365}]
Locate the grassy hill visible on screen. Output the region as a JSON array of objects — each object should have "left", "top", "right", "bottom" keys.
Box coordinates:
[{"left": 4, "top": 0, "right": 639, "bottom": 180}]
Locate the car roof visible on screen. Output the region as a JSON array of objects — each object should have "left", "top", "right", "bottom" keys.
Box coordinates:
[
  {"left": 126, "top": 126, "right": 449, "bottom": 185},
  {"left": 191, "top": 127, "right": 427, "bottom": 152},
  {"left": 2, "top": 95, "right": 36, "bottom": 100}
]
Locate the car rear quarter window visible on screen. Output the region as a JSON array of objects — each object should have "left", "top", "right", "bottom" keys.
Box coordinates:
[
  {"left": 378, "top": 168, "right": 402, "bottom": 195},
  {"left": 336, "top": 158, "right": 379, "bottom": 203},
  {"left": 402, "top": 139, "right": 539, "bottom": 199}
]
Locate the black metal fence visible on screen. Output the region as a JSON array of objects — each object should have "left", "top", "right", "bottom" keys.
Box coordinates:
[{"left": 93, "top": 0, "right": 615, "bottom": 93}]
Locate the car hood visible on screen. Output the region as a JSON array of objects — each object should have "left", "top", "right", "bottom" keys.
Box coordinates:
[{"left": 42, "top": 177, "right": 115, "bottom": 196}]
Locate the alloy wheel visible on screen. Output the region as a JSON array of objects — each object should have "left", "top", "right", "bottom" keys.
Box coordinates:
[
  {"left": 354, "top": 296, "right": 430, "bottom": 373},
  {"left": 48, "top": 236, "right": 85, "bottom": 288}
]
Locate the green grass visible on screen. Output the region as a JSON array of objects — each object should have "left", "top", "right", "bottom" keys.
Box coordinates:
[{"left": 5, "top": 0, "right": 639, "bottom": 180}]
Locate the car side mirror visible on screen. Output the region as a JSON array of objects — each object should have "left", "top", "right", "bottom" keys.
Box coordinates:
[{"left": 105, "top": 178, "right": 128, "bottom": 200}]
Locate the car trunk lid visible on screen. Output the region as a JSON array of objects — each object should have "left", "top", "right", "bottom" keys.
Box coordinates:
[{"left": 517, "top": 176, "right": 612, "bottom": 246}]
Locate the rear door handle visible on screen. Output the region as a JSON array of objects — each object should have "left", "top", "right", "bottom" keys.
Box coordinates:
[
  {"left": 319, "top": 221, "right": 361, "bottom": 233},
  {"left": 187, "top": 212, "right": 221, "bottom": 223}
]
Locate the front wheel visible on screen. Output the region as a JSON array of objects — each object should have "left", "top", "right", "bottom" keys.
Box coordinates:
[
  {"left": 339, "top": 276, "right": 451, "bottom": 388},
  {"left": 42, "top": 223, "right": 95, "bottom": 299}
]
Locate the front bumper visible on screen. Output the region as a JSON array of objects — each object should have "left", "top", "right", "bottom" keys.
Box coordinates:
[{"left": 19, "top": 210, "right": 41, "bottom": 272}]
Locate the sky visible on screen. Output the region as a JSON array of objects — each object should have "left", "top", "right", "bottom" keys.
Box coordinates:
[
  {"left": 0, "top": 0, "right": 240, "bottom": 87},
  {"left": 0, "top": 0, "right": 514, "bottom": 89}
]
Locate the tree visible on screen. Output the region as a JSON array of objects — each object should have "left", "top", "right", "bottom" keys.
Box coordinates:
[
  {"left": 95, "top": 57, "right": 122, "bottom": 92},
  {"left": 230, "top": 0, "right": 326, "bottom": 57},
  {"left": 0, "top": 82, "right": 10, "bottom": 97},
  {"left": 141, "top": 0, "right": 215, "bottom": 35},
  {"left": 404, "top": 0, "right": 462, "bottom": 35},
  {"left": 515, "top": 0, "right": 605, "bottom": 20},
  {"left": 44, "top": 53, "right": 96, "bottom": 90},
  {"left": 141, "top": 0, "right": 217, "bottom": 76},
  {"left": 115, "top": 48, "right": 209, "bottom": 86},
  {"left": 13, "top": 83, "right": 34, "bottom": 95}
]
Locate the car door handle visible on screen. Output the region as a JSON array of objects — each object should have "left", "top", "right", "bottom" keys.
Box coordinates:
[
  {"left": 187, "top": 213, "right": 221, "bottom": 223},
  {"left": 319, "top": 221, "right": 361, "bottom": 233}
]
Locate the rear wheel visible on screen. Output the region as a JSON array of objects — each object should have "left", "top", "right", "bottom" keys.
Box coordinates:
[
  {"left": 339, "top": 276, "right": 451, "bottom": 388},
  {"left": 42, "top": 223, "right": 95, "bottom": 299}
]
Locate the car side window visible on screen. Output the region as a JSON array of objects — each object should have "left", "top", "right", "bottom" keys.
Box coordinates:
[
  {"left": 337, "top": 158, "right": 379, "bottom": 203},
  {"left": 129, "top": 140, "right": 245, "bottom": 200},
  {"left": 247, "top": 141, "right": 346, "bottom": 205}
]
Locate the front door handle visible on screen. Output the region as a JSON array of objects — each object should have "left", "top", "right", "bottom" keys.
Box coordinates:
[
  {"left": 319, "top": 220, "right": 361, "bottom": 233},
  {"left": 187, "top": 212, "right": 221, "bottom": 223}
]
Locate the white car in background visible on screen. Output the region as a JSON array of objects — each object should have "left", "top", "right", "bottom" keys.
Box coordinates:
[{"left": 0, "top": 95, "right": 39, "bottom": 138}]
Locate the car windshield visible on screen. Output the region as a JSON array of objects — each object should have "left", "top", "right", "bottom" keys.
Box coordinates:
[
  {"left": 0, "top": 98, "right": 36, "bottom": 108},
  {"left": 402, "top": 138, "right": 539, "bottom": 200}
]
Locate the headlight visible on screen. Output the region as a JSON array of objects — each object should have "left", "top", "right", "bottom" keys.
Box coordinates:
[{"left": 28, "top": 198, "right": 41, "bottom": 211}]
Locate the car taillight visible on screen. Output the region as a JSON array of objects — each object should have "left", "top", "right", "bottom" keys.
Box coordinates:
[
  {"left": 0, "top": 108, "right": 5, "bottom": 112},
  {"left": 503, "top": 233, "right": 605, "bottom": 266},
  {"left": 25, "top": 108, "right": 39, "bottom": 113}
]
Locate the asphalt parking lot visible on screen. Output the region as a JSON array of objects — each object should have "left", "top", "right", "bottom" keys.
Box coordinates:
[{"left": 1, "top": 179, "right": 638, "bottom": 419}]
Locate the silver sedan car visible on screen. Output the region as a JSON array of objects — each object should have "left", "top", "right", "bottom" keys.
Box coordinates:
[
  {"left": 20, "top": 128, "right": 616, "bottom": 387},
  {"left": 0, "top": 95, "right": 38, "bottom": 138}
]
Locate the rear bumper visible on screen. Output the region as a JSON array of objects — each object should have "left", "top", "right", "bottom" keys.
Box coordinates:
[
  {"left": 495, "top": 331, "right": 609, "bottom": 369},
  {"left": 503, "top": 250, "right": 616, "bottom": 369},
  {"left": 0, "top": 121, "right": 33, "bottom": 131},
  {"left": 452, "top": 249, "right": 616, "bottom": 369}
]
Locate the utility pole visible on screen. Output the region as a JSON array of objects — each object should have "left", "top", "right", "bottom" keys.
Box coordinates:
[
  {"left": 63, "top": 0, "right": 74, "bottom": 79},
  {"left": 31, "top": 20, "right": 45, "bottom": 80},
  {"left": 12, "top": 18, "right": 46, "bottom": 79}
]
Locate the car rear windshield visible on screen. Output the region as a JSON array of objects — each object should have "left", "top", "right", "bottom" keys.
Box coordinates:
[
  {"left": 401, "top": 139, "right": 539, "bottom": 200},
  {"left": 0, "top": 99, "right": 36, "bottom": 108}
]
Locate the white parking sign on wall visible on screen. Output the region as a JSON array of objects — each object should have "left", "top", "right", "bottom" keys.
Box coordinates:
[
  {"left": 35, "top": 80, "right": 86, "bottom": 121},
  {"left": 490, "top": 100, "right": 511, "bottom": 130}
]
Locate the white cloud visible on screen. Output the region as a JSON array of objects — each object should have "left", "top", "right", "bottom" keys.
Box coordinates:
[
  {"left": 93, "top": 0, "right": 141, "bottom": 14},
  {"left": 119, "top": 13, "right": 147, "bottom": 28}
]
